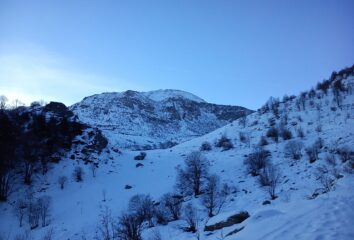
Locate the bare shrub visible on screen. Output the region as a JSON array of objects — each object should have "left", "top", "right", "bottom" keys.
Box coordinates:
[
  {"left": 183, "top": 203, "right": 198, "bottom": 233},
  {"left": 90, "top": 162, "right": 98, "bottom": 177},
  {"left": 58, "top": 176, "right": 67, "bottom": 190},
  {"left": 128, "top": 194, "right": 155, "bottom": 227},
  {"left": 260, "top": 164, "right": 281, "bottom": 199},
  {"left": 160, "top": 193, "right": 182, "bottom": 221},
  {"left": 215, "top": 135, "right": 234, "bottom": 151},
  {"left": 96, "top": 206, "right": 116, "bottom": 240},
  {"left": 266, "top": 127, "right": 279, "bottom": 142},
  {"left": 244, "top": 147, "right": 271, "bottom": 176},
  {"left": 200, "top": 142, "right": 212, "bottom": 151},
  {"left": 116, "top": 212, "right": 143, "bottom": 240},
  {"left": 14, "top": 199, "right": 27, "bottom": 227},
  {"left": 306, "top": 143, "right": 320, "bottom": 163},
  {"left": 315, "top": 165, "right": 335, "bottom": 193},
  {"left": 258, "top": 136, "right": 268, "bottom": 146},
  {"left": 201, "top": 174, "right": 229, "bottom": 217},
  {"left": 38, "top": 195, "right": 51, "bottom": 227},
  {"left": 284, "top": 140, "right": 303, "bottom": 160},
  {"left": 73, "top": 166, "right": 84, "bottom": 182},
  {"left": 280, "top": 128, "right": 292, "bottom": 140},
  {"left": 176, "top": 151, "right": 209, "bottom": 196},
  {"left": 337, "top": 146, "right": 354, "bottom": 163}
]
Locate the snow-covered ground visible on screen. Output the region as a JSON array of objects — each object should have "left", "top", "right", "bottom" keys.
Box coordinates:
[{"left": 1, "top": 76, "right": 354, "bottom": 240}]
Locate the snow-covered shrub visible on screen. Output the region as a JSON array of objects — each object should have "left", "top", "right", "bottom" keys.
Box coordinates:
[
  {"left": 266, "top": 127, "right": 279, "bottom": 142},
  {"left": 215, "top": 134, "right": 234, "bottom": 151},
  {"left": 134, "top": 152, "right": 147, "bottom": 160},
  {"left": 284, "top": 140, "right": 303, "bottom": 160},
  {"left": 280, "top": 128, "right": 292, "bottom": 140},
  {"left": 306, "top": 140, "right": 322, "bottom": 163},
  {"left": 73, "top": 166, "right": 84, "bottom": 182},
  {"left": 315, "top": 165, "right": 335, "bottom": 193},
  {"left": 297, "top": 127, "right": 305, "bottom": 138},
  {"left": 128, "top": 194, "right": 155, "bottom": 227},
  {"left": 201, "top": 174, "right": 229, "bottom": 217},
  {"left": 176, "top": 151, "right": 209, "bottom": 196},
  {"left": 159, "top": 193, "right": 182, "bottom": 221},
  {"left": 37, "top": 195, "right": 51, "bottom": 227},
  {"left": 200, "top": 141, "right": 212, "bottom": 151},
  {"left": 244, "top": 147, "right": 271, "bottom": 176},
  {"left": 258, "top": 136, "right": 268, "bottom": 146},
  {"left": 260, "top": 164, "right": 281, "bottom": 199},
  {"left": 117, "top": 212, "right": 143, "bottom": 240},
  {"left": 58, "top": 176, "right": 67, "bottom": 189},
  {"left": 13, "top": 199, "right": 27, "bottom": 227},
  {"left": 183, "top": 203, "right": 198, "bottom": 233}
]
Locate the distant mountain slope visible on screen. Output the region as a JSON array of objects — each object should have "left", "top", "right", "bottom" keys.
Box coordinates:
[{"left": 70, "top": 89, "right": 252, "bottom": 149}]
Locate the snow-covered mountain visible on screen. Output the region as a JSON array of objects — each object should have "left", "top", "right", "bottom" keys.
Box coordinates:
[
  {"left": 1, "top": 66, "right": 354, "bottom": 240},
  {"left": 70, "top": 89, "right": 252, "bottom": 149}
]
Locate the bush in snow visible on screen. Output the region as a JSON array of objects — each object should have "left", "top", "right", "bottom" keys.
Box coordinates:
[
  {"left": 14, "top": 198, "right": 27, "bottom": 227},
  {"left": 244, "top": 147, "right": 271, "bottom": 176},
  {"left": 260, "top": 164, "right": 281, "bottom": 199},
  {"left": 201, "top": 174, "right": 230, "bottom": 217},
  {"left": 215, "top": 134, "right": 234, "bottom": 151},
  {"left": 280, "top": 128, "right": 292, "bottom": 140},
  {"left": 96, "top": 206, "right": 116, "bottom": 240},
  {"left": 266, "top": 127, "right": 279, "bottom": 142},
  {"left": 37, "top": 195, "right": 51, "bottom": 227},
  {"left": 134, "top": 152, "right": 147, "bottom": 160},
  {"left": 128, "top": 194, "right": 155, "bottom": 227},
  {"left": 200, "top": 141, "right": 212, "bottom": 151},
  {"left": 116, "top": 212, "right": 143, "bottom": 240},
  {"left": 297, "top": 127, "right": 305, "bottom": 138},
  {"left": 73, "top": 166, "right": 84, "bottom": 182},
  {"left": 58, "top": 176, "right": 67, "bottom": 189},
  {"left": 176, "top": 151, "right": 209, "bottom": 196},
  {"left": 159, "top": 193, "right": 183, "bottom": 221},
  {"left": 337, "top": 146, "right": 354, "bottom": 163},
  {"left": 258, "top": 136, "right": 268, "bottom": 146},
  {"left": 183, "top": 203, "right": 198, "bottom": 233},
  {"left": 306, "top": 143, "right": 321, "bottom": 163},
  {"left": 315, "top": 165, "right": 335, "bottom": 193},
  {"left": 90, "top": 162, "right": 98, "bottom": 177},
  {"left": 284, "top": 140, "right": 303, "bottom": 160}
]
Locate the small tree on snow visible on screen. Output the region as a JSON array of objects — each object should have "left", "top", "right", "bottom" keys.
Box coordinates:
[
  {"left": 38, "top": 195, "right": 51, "bottom": 227},
  {"left": 14, "top": 199, "right": 27, "bottom": 227},
  {"left": 260, "top": 164, "right": 281, "bottom": 199},
  {"left": 183, "top": 203, "right": 198, "bottom": 233},
  {"left": 160, "top": 193, "right": 182, "bottom": 221},
  {"left": 284, "top": 140, "right": 303, "bottom": 160},
  {"left": 128, "top": 194, "right": 155, "bottom": 227},
  {"left": 73, "top": 166, "right": 84, "bottom": 182},
  {"left": 58, "top": 176, "right": 67, "bottom": 189},
  {"left": 201, "top": 174, "right": 230, "bottom": 217},
  {"left": 176, "top": 151, "right": 209, "bottom": 196},
  {"left": 244, "top": 147, "right": 271, "bottom": 176}
]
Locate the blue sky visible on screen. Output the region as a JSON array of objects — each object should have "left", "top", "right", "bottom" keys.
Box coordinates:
[{"left": 0, "top": 0, "right": 353, "bottom": 109}]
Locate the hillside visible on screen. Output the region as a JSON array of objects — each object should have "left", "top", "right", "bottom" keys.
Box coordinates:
[
  {"left": 0, "top": 66, "right": 354, "bottom": 240},
  {"left": 70, "top": 89, "right": 252, "bottom": 150}
]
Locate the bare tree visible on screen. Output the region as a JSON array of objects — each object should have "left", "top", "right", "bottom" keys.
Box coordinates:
[
  {"left": 284, "top": 140, "right": 303, "bottom": 160},
  {"left": 128, "top": 194, "right": 155, "bottom": 227},
  {"left": 160, "top": 193, "right": 182, "bottom": 221},
  {"left": 201, "top": 174, "right": 229, "bottom": 217},
  {"left": 260, "top": 164, "right": 281, "bottom": 199},
  {"left": 38, "top": 195, "right": 51, "bottom": 227},
  {"left": 96, "top": 206, "right": 116, "bottom": 240},
  {"left": 73, "top": 166, "right": 84, "bottom": 182},
  {"left": 116, "top": 212, "right": 143, "bottom": 240},
  {"left": 183, "top": 203, "right": 198, "bottom": 233},
  {"left": 244, "top": 147, "right": 271, "bottom": 176},
  {"left": 0, "top": 95, "right": 8, "bottom": 110},
  {"left": 90, "top": 162, "right": 98, "bottom": 178},
  {"left": 315, "top": 165, "right": 335, "bottom": 193},
  {"left": 176, "top": 151, "right": 209, "bottom": 196},
  {"left": 58, "top": 176, "right": 67, "bottom": 190},
  {"left": 14, "top": 199, "right": 27, "bottom": 227}
]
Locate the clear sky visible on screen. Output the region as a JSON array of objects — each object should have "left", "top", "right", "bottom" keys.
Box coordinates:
[{"left": 0, "top": 0, "right": 353, "bottom": 109}]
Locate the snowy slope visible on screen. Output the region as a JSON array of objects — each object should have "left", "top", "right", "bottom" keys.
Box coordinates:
[
  {"left": 70, "top": 89, "right": 252, "bottom": 150},
  {"left": 1, "top": 68, "right": 354, "bottom": 240}
]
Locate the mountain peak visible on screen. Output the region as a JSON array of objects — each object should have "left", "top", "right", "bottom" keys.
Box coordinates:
[{"left": 142, "top": 89, "right": 206, "bottom": 103}]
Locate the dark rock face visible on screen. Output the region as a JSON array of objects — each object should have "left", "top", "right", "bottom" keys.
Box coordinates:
[
  {"left": 204, "top": 211, "right": 250, "bottom": 231},
  {"left": 43, "top": 102, "right": 74, "bottom": 118}
]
